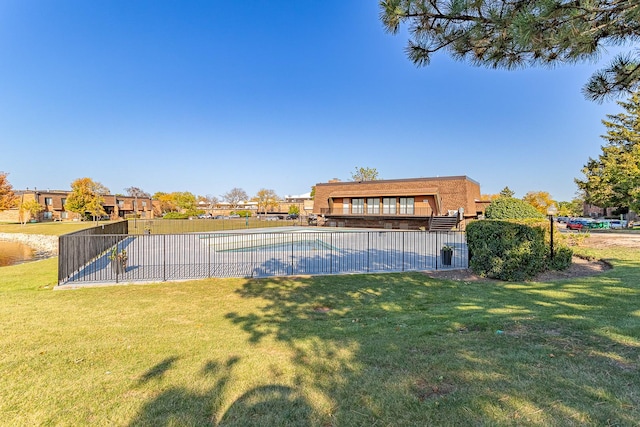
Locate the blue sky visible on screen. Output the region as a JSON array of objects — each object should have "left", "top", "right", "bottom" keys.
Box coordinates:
[{"left": 0, "top": 1, "right": 626, "bottom": 202}]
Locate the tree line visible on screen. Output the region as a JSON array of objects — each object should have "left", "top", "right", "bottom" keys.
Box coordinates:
[{"left": 0, "top": 177, "right": 291, "bottom": 221}]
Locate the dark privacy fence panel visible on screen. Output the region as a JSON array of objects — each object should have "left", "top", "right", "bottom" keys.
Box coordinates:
[{"left": 58, "top": 221, "right": 128, "bottom": 283}]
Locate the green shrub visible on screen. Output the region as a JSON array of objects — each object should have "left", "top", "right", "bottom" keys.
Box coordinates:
[
  {"left": 467, "top": 220, "right": 573, "bottom": 280},
  {"left": 485, "top": 197, "right": 545, "bottom": 220},
  {"left": 467, "top": 220, "right": 547, "bottom": 281},
  {"left": 548, "top": 245, "right": 573, "bottom": 271},
  {"left": 232, "top": 210, "right": 252, "bottom": 217}
]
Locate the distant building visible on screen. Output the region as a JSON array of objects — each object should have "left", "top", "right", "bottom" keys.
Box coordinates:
[
  {"left": 312, "top": 176, "right": 489, "bottom": 230},
  {"left": 0, "top": 189, "right": 154, "bottom": 222}
]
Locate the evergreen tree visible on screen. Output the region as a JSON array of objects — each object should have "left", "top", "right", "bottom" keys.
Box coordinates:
[
  {"left": 576, "top": 92, "right": 640, "bottom": 213},
  {"left": 499, "top": 186, "right": 515, "bottom": 198},
  {"left": 380, "top": 0, "right": 640, "bottom": 101}
]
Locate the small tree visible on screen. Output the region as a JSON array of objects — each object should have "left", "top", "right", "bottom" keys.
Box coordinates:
[
  {"left": 173, "top": 192, "right": 198, "bottom": 213},
  {"left": 288, "top": 205, "right": 300, "bottom": 215},
  {"left": 66, "top": 177, "right": 109, "bottom": 221},
  {"left": 0, "top": 172, "right": 17, "bottom": 212},
  {"left": 351, "top": 167, "right": 379, "bottom": 182},
  {"left": 153, "top": 192, "right": 178, "bottom": 213},
  {"left": 201, "top": 194, "right": 219, "bottom": 213},
  {"left": 125, "top": 186, "right": 151, "bottom": 198},
  {"left": 19, "top": 199, "right": 43, "bottom": 225},
  {"left": 252, "top": 189, "right": 280, "bottom": 216},
  {"left": 558, "top": 198, "right": 584, "bottom": 217},
  {"left": 222, "top": 188, "right": 249, "bottom": 209},
  {"left": 523, "top": 191, "right": 555, "bottom": 215},
  {"left": 499, "top": 187, "right": 515, "bottom": 198}
]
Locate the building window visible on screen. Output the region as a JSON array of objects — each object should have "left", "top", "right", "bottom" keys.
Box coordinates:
[
  {"left": 367, "top": 198, "right": 380, "bottom": 214},
  {"left": 383, "top": 197, "right": 396, "bottom": 214},
  {"left": 117, "top": 200, "right": 124, "bottom": 208},
  {"left": 61, "top": 198, "right": 66, "bottom": 206},
  {"left": 399, "top": 197, "right": 414, "bottom": 214},
  {"left": 352, "top": 198, "right": 364, "bottom": 214},
  {"left": 44, "top": 197, "right": 53, "bottom": 206},
  {"left": 141, "top": 201, "right": 147, "bottom": 208},
  {"left": 343, "top": 198, "right": 350, "bottom": 214},
  {"left": 61, "top": 212, "right": 68, "bottom": 219},
  {"left": 43, "top": 211, "right": 52, "bottom": 219}
]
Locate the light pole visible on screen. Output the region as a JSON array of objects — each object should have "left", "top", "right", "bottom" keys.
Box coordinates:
[{"left": 547, "top": 204, "right": 558, "bottom": 260}]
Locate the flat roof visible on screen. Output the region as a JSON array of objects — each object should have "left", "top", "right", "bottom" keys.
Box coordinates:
[{"left": 316, "top": 175, "right": 479, "bottom": 187}]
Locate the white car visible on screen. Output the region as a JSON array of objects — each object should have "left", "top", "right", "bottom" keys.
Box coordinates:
[{"left": 609, "top": 220, "right": 627, "bottom": 229}]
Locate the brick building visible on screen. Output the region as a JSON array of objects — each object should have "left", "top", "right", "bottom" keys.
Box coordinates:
[
  {"left": 312, "top": 176, "right": 488, "bottom": 230},
  {"left": 0, "top": 190, "right": 154, "bottom": 222}
]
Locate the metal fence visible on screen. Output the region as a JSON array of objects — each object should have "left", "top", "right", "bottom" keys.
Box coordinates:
[
  {"left": 128, "top": 218, "right": 304, "bottom": 234},
  {"left": 57, "top": 229, "right": 468, "bottom": 286},
  {"left": 58, "top": 220, "right": 128, "bottom": 283}
]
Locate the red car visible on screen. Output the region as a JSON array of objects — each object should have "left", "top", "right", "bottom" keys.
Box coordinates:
[{"left": 566, "top": 218, "right": 591, "bottom": 230}]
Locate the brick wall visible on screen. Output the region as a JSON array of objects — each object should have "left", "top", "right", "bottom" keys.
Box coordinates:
[{"left": 313, "top": 176, "right": 483, "bottom": 218}]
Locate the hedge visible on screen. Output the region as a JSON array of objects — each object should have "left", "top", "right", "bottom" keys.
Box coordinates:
[{"left": 467, "top": 220, "right": 572, "bottom": 281}]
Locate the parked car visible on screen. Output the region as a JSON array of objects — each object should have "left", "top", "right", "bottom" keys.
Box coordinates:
[
  {"left": 286, "top": 214, "right": 299, "bottom": 220},
  {"left": 265, "top": 216, "right": 279, "bottom": 221},
  {"left": 609, "top": 220, "right": 627, "bottom": 229},
  {"left": 229, "top": 214, "right": 241, "bottom": 218},
  {"left": 566, "top": 218, "right": 591, "bottom": 231},
  {"left": 587, "top": 220, "right": 610, "bottom": 229},
  {"left": 556, "top": 216, "right": 569, "bottom": 223}
]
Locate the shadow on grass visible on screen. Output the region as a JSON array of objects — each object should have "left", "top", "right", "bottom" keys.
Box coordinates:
[
  {"left": 137, "top": 357, "right": 179, "bottom": 384},
  {"left": 128, "top": 254, "right": 640, "bottom": 425},
  {"left": 128, "top": 356, "right": 312, "bottom": 426}
]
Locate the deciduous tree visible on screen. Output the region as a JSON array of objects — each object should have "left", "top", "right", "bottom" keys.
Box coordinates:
[
  {"left": 351, "top": 167, "right": 379, "bottom": 182},
  {"left": 19, "top": 199, "right": 43, "bottom": 225},
  {"left": 199, "top": 195, "right": 219, "bottom": 212},
  {"left": 125, "top": 187, "right": 151, "bottom": 198},
  {"left": 252, "top": 189, "right": 280, "bottom": 216},
  {"left": 65, "top": 177, "right": 110, "bottom": 221},
  {"left": 153, "top": 192, "right": 177, "bottom": 213},
  {"left": 558, "top": 198, "right": 584, "bottom": 217},
  {"left": 576, "top": 92, "right": 640, "bottom": 213},
  {"left": 523, "top": 191, "right": 555, "bottom": 215},
  {"left": 173, "top": 192, "right": 197, "bottom": 212},
  {"left": 288, "top": 205, "right": 300, "bottom": 215},
  {"left": 380, "top": 0, "right": 640, "bottom": 101},
  {"left": 222, "top": 188, "right": 249, "bottom": 209},
  {"left": 0, "top": 172, "right": 17, "bottom": 211}
]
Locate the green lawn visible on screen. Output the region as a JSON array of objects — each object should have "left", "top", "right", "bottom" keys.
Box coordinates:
[
  {"left": 0, "top": 221, "right": 105, "bottom": 235},
  {"left": 0, "top": 241, "right": 638, "bottom": 425}
]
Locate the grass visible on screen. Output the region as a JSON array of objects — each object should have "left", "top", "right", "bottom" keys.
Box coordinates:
[
  {"left": 0, "top": 238, "right": 638, "bottom": 425},
  {"left": 0, "top": 221, "right": 102, "bottom": 235},
  {"left": 0, "top": 218, "right": 297, "bottom": 236}
]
